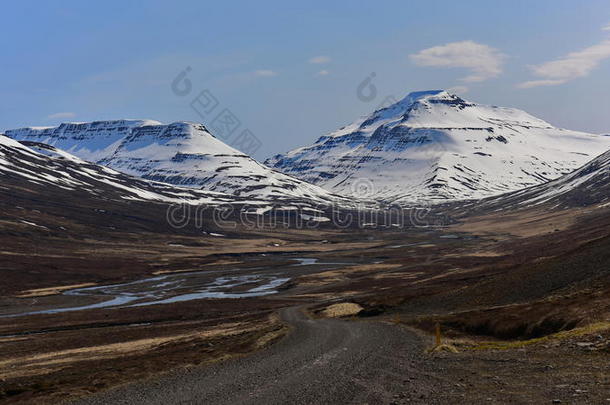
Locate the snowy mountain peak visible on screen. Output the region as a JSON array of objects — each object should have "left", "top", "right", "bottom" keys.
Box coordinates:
[
  {"left": 266, "top": 91, "right": 610, "bottom": 203},
  {"left": 4, "top": 120, "right": 339, "bottom": 202},
  {"left": 359, "top": 90, "right": 451, "bottom": 127},
  {"left": 396, "top": 90, "right": 452, "bottom": 107},
  {"left": 5, "top": 119, "right": 162, "bottom": 162},
  {"left": 382, "top": 89, "right": 449, "bottom": 112},
  {"left": 5, "top": 119, "right": 245, "bottom": 174}
]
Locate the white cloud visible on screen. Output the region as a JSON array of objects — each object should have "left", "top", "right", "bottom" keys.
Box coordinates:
[
  {"left": 518, "top": 39, "right": 610, "bottom": 88},
  {"left": 447, "top": 85, "right": 469, "bottom": 95},
  {"left": 47, "top": 112, "right": 76, "bottom": 119},
  {"left": 309, "top": 56, "right": 331, "bottom": 64},
  {"left": 517, "top": 79, "right": 567, "bottom": 89},
  {"left": 410, "top": 40, "right": 506, "bottom": 82},
  {"left": 254, "top": 69, "right": 277, "bottom": 77},
  {"left": 316, "top": 70, "right": 330, "bottom": 76},
  {"left": 603, "top": 23, "right": 610, "bottom": 31}
]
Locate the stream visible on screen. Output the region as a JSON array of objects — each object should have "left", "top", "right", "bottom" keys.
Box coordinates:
[{"left": 4, "top": 257, "right": 347, "bottom": 318}]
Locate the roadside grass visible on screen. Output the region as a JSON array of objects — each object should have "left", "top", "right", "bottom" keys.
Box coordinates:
[
  {"left": 464, "top": 321, "right": 610, "bottom": 351},
  {"left": 428, "top": 343, "right": 459, "bottom": 353},
  {"left": 399, "top": 317, "right": 610, "bottom": 353}
]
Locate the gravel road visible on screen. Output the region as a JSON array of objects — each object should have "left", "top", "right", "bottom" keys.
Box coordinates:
[{"left": 72, "top": 307, "right": 441, "bottom": 404}]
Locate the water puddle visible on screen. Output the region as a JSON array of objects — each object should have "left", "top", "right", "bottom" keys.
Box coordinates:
[{"left": 291, "top": 258, "right": 319, "bottom": 266}]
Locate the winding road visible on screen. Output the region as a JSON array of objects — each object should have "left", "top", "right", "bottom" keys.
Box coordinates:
[{"left": 73, "top": 307, "right": 440, "bottom": 404}]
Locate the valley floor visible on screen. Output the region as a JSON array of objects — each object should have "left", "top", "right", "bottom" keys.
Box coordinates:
[{"left": 0, "top": 205, "right": 609, "bottom": 404}]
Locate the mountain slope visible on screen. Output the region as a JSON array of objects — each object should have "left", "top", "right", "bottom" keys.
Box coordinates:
[
  {"left": 4, "top": 120, "right": 340, "bottom": 202},
  {"left": 456, "top": 148, "right": 610, "bottom": 212},
  {"left": 0, "top": 134, "right": 239, "bottom": 206},
  {"left": 266, "top": 90, "right": 610, "bottom": 204},
  {"left": 0, "top": 134, "right": 360, "bottom": 236}
]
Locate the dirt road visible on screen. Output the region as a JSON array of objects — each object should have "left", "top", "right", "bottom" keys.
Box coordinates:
[{"left": 72, "top": 307, "right": 440, "bottom": 404}]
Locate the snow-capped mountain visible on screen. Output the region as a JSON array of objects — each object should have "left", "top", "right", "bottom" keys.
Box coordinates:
[
  {"left": 4, "top": 120, "right": 340, "bottom": 202},
  {"left": 0, "top": 134, "right": 238, "bottom": 206},
  {"left": 458, "top": 148, "right": 610, "bottom": 212},
  {"left": 0, "top": 134, "right": 375, "bottom": 236},
  {"left": 266, "top": 90, "right": 610, "bottom": 204}
]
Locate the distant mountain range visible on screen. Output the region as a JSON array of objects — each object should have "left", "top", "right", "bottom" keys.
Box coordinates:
[
  {"left": 3, "top": 90, "right": 610, "bottom": 212},
  {"left": 0, "top": 134, "right": 354, "bottom": 222},
  {"left": 266, "top": 90, "right": 610, "bottom": 204}
]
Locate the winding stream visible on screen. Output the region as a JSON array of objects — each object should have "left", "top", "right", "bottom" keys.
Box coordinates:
[{"left": 5, "top": 257, "right": 346, "bottom": 318}]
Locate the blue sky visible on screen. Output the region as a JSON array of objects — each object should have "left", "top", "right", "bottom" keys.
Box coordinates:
[{"left": 2, "top": 0, "right": 610, "bottom": 159}]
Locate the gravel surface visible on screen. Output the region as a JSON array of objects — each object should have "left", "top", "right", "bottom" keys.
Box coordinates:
[{"left": 71, "top": 307, "right": 442, "bottom": 404}]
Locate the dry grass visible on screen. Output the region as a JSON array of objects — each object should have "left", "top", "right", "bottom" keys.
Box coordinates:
[
  {"left": 16, "top": 283, "right": 97, "bottom": 298},
  {"left": 321, "top": 303, "right": 363, "bottom": 318},
  {"left": 0, "top": 321, "right": 265, "bottom": 379},
  {"left": 253, "top": 314, "right": 287, "bottom": 348},
  {"left": 453, "top": 208, "right": 583, "bottom": 238},
  {"left": 428, "top": 344, "right": 459, "bottom": 353},
  {"left": 465, "top": 321, "right": 610, "bottom": 351},
  {"left": 296, "top": 263, "right": 402, "bottom": 287}
]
